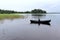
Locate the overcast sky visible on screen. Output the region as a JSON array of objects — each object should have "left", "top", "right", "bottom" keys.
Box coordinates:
[{"left": 0, "top": 0, "right": 60, "bottom": 12}]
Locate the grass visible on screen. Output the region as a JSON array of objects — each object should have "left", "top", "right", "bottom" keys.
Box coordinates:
[{"left": 0, "top": 14, "right": 24, "bottom": 20}]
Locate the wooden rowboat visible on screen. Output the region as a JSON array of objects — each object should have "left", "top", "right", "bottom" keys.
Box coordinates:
[{"left": 30, "top": 20, "right": 51, "bottom": 25}]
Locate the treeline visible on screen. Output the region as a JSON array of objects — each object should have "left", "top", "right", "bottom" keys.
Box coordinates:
[
  {"left": 0, "top": 9, "right": 47, "bottom": 14},
  {"left": 0, "top": 9, "right": 19, "bottom": 14},
  {"left": 31, "top": 9, "right": 46, "bottom": 13},
  {"left": 20, "top": 9, "right": 47, "bottom": 13}
]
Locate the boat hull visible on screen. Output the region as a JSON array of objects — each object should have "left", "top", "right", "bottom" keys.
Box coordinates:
[{"left": 30, "top": 20, "right": 51, "bottom": 25}]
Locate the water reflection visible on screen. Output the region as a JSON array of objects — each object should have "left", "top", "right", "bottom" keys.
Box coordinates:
[
  {"left": 30, "top": 13, "right": 51, "bottom": 26},
  {"left": 0, "top": 14, "right": 24, "bottom": 20},
  {"left": 0, "top": 20, "right": 4, "bottom": 24},
  {"left": 31, "top": 13, "right": 46, "bottom": 19},
  {"left": 0, "top": 15, "right": 25, "bottom": 24},
  {"left": 0, "top": 14, "right": 60, "bottom": 40}
]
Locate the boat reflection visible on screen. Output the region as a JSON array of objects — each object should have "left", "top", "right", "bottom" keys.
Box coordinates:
[{"left": 30, "top": 22, "right": 51, "bottom": 26}]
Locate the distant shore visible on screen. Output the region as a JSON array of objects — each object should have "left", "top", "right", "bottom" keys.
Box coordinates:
[{"left": 0, "top": 9, "right": 47, "bottom": 14}]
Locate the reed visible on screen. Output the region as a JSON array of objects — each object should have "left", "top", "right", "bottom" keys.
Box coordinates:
[{"left": 0, "top": 14, "right": 24, "bottom": 20}]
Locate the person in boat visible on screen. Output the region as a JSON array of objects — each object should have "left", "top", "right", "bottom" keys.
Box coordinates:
[{"left": 38, "top": 19, "right": 40, "bottom": 22}]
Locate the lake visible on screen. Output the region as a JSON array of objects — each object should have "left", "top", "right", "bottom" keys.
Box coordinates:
[{"left": 0, "top": 13, "right": 60, "bottom": 40}]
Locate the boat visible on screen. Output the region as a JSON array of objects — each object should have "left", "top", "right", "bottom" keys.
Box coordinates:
[{"left": 30, "top": 19, "right": 51, "bottom": 25}]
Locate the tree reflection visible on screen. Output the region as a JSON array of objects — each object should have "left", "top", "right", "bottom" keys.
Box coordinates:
[
  {"left": 0, "top": 15, "right": 25, "bottom": 24},
  {"left": 0, "top": 20, "right": 4, "bottom": 24},
  {"left": 31, "top": 13, "right": 46, "bottom": 19}
]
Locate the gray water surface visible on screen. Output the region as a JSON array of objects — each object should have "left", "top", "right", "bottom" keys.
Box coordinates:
[{"left": 0, "top": 14, "right": 60, "bottom": 40}]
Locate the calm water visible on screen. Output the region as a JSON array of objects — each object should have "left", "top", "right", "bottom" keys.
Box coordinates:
[{"left": 0, "top": 13, "right": 60, "bottom": 40}]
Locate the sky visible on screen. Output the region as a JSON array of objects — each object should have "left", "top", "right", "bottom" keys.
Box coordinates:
[{"left": 0, "top": 0, "right": 60, "bottom": 12}]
